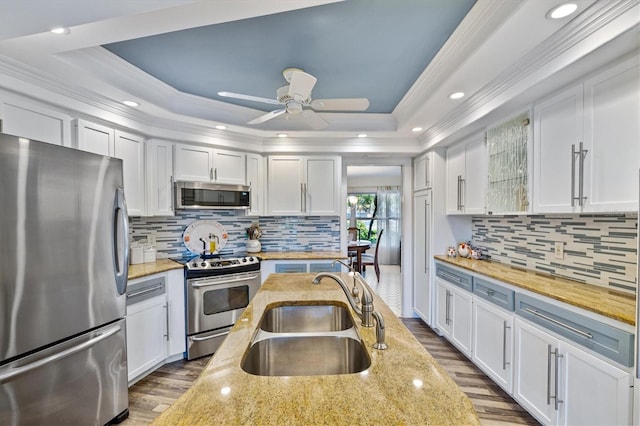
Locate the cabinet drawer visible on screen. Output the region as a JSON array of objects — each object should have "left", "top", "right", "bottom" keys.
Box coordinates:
[
  {"left": 309, "top": 262, "right": 341, "bottom": 273},
  {"left": 515, "top": 294, "right": 634, "bottom": 366},
  {"left": 436, "top": 264, "right": 472, "bottom": 292},
  {"left": 473, "top": 278, "right": 515, "bottom": 311},
  {"left": 275, "top": 263, "right": 307, "bottom": 273}
]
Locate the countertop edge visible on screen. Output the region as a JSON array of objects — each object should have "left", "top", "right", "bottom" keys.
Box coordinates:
[{"left": 434, "top": 255, "right": 635, "bottom": 326}]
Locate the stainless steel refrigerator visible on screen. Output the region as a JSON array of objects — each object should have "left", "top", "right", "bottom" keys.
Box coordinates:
[{"left": 0, "top": 134, "right": 129, "bottom": 425}]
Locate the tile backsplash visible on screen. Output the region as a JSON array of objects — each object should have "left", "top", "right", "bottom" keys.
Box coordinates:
[
  {"left": 130, "top": 211, "right": 340, "bottom": 259},
  {"left": 472, "top": 214, "right": 638, "bottom": 294}
]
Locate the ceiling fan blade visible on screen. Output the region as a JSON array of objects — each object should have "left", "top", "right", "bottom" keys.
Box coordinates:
[
  {"left": 300, "top": 109, "right": 328, "bottom": 130},
  {"left": 218, "top": 91, "right": 281, "bottom": 106},
  {"left": 288, "top": 71, "right": 317, "bottom": 102},
  {"left": 310, "top": 98, "right": 370, "bottom": 111},
  {"left": 247, "top": 109, "right": 286, "bottom": 125}
]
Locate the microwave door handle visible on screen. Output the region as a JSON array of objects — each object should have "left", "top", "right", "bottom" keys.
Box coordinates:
[{"left": 113, "top": 188, "right": 129, "bottom": 296}]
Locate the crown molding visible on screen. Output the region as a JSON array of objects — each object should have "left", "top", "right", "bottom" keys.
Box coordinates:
[
  {"left": 393, "top": 0, "right": 521, "bottom": 125},
  {"left": 423, "top": 0, "right": 639, "bottom": 148}
]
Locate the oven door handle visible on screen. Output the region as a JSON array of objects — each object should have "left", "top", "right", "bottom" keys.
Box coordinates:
[
  {"left": 190, "top": 274, "right": 261, "bottom": 288},
  {"left": 189, "top": 330, "right": 230, "bottom": 342}
]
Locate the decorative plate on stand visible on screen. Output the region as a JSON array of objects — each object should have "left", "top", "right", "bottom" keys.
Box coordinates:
[{"left": 183, "top": 220, "right": 228, "bottom": 255}]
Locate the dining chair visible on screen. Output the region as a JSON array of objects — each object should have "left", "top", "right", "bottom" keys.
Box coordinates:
[{"left": 361, "top": 228, "right": 383, "bottom": 282}]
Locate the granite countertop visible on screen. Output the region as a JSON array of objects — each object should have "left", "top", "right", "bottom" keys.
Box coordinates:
[
  {"left": 435, "top": 255, "right": 636, "bottom": 326},
  {"left": 256, "top": 251, "right": 347, "bottom": 260},
  {"left": 127, "top": 259, "right": 183, "bottom": 280},
  {"left": 152, "top": 272, "right": 480, "bottom": 425}
]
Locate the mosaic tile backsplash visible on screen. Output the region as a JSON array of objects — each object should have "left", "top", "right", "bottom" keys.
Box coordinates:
[
  {"left": 471, "top": 214, "right": 638, "bottom": 294},
  {"left": 130, "top": 211, "right": 340, "bottom": 260}
]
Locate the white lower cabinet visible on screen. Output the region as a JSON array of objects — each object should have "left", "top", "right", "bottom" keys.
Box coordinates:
[
  {"left": 472, "top": 297, "right": 513, "bottom": 393},
  {"left": 126, "top": 294, "right": 168, "bottom": 384},
  {"left": 126, "top": 270, "right": 186, "bottom": 385},
  {"left": 435, "top": 278, "right": 472, "bottom": 357},
  {"left": 514, "top": 318, "right": 632, "bottom": 426}
]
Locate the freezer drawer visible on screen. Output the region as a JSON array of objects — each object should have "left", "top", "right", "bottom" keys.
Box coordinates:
[{"left": 0, "top": 320, "right": 128, "bottom": 425}]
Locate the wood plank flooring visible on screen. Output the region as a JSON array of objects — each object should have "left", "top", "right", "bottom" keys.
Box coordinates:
[{"left": 123, "top": 319, "right": 538, "bottom": 425}]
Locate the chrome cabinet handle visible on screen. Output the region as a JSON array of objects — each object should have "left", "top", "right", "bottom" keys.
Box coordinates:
[
  {"left": 169, "top": 176, "right": 174, "bottom": 210},
  {"left": 210, "top": 168, "right": 213, "bottom": 180},
  {"left": 487, "top": 289, "right": 495, "bottom": 297},
  {"left": 301, "top": 183, "right": 304, "bottom": 212},
  {"left": 502, "top": 321, "right": 510, "bottom": 370},
  {"left": 445, "top": 289, "right": 452, "bottom": 326},
  {"left": 547, "top": 344, "right": 553, "bottom": 405},
  {"left": 524, "top": 308, "right": 593, "bottom": 339},
  {"left": 214, "top": 168, "right": 218, "bottom": 181},
  {"left": 578, "top": 142, "right": 587, "bottom": 207},
  {"left": 554, "top": 350, "right": 564, "bottom": 410},
  {"left": 164, "top": 302, "right": 170, "bottom": 341},
  {"left": 460, "top": 177, "right": 465, "bottom": 210},
  {"left": 571, "top": 144, "right": 577, "bottom": 207},
  {"left": 424, "top": 199, "right": 428, "bottom": 273},
  {"left": 126, "top": 283, "right": 164, "bottom": 299},
  {"left": 457, "top": 175, "right": 462, "bottom": 211}
]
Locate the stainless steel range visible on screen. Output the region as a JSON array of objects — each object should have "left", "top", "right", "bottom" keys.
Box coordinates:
[{"left": 184, "top": 255, "right": 261, "bottom": 360}]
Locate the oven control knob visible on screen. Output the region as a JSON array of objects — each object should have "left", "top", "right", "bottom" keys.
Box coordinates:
[
  {"left": 200, "top": 262, "right": 207, "bottom": 267},
  {"left": 249, "top": 257, "right": 254, "bottom": 262},
  {"left": 191, "top": 262, "right": 199, "bottom": 268},
  {"left": 241, "top": 258, "right": 247, "bottom": 262}
]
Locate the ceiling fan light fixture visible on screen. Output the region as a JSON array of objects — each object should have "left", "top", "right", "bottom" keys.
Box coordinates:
[
  {"left": 547, "top": 3, "right": 578, "bottom": 19},
  {"left": 449, "top": 92, "right": 465, "bottom": 100}
]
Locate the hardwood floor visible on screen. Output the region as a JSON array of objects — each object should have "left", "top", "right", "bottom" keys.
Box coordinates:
[
  {"left": 122, "top": 357, "right": 209, "bottom": 426},
  {"left": 124, "top": 318, "right": 538, "bottom": 425}
]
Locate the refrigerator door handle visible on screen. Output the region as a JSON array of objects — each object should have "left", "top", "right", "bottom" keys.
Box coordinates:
[
  {"left": 0, "top": 324, "right": 122, "bottom": 384},
  {"left": 113, "top": 188, "right": 129, "bottom": 296}
]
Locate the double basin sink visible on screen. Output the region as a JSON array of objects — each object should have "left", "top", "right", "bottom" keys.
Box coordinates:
[{"left": 241, "top": 302, "right": 371, "bottom": 377}]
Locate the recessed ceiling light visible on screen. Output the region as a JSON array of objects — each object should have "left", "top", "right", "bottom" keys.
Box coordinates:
[
  {"left": 215, "top": 125, "right": 227, "bottom": 130},
  {"left": 122, "top": 100, "right": 139, "bottom": 107},
  {"left": 547, "top": 3, "right": 578, "bottom": 19},
  {"left": 411, "top": 127, "right": 423, "bottom": 132},
  {"left": 50, "top": 27, "right": 70, "bottom": 35},
  {"left": 449, "top": 92, "right": 465, "bottom": 100},
  {"left": 277, "top": 133, "right": 288, "bottom": 138},
  {"left": 357, "top": 133, "right": 368, "bottom": 138}
]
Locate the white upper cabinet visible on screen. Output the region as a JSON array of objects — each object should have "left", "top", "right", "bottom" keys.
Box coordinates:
[
  {"left": 446, "top": 134, "right": 487, "bottom": 215},
  {"left": 146, "top": 139, "right": 174, "bottom": 216},
  {"left": 246, "top": 153, "right": 264, "bottom": 216},
  {"left": 267, "top": 155, "right": 341, "bottom": 216},
  {"left": 413, "top": 152, "right": 431, "bottom": 191},
  {"left": 582, "top": 57, "right": 639, "bottom": 212},
  {"left": 174, "top": 143, "right": 246, "bottom": 185},
  {"left": 75, "top": 120, "right": 145, "bottom": 216},
  {"left": 534, "top": 57, "right": 639, "bottom": 213},
  {"left": 212, "top": 149, "right": 246, "bottom": 185},
  {"left": 0, "top": 95, "right": 71, "bottom": 147}
]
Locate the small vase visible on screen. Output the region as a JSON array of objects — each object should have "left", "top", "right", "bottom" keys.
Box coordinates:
[{"left": 247, "top": 240, "right": 261, "bottom": 253}]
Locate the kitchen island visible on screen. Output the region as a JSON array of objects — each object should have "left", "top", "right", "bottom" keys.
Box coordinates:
[{"left": 152, "top": 272, "right": 480, "bottom": 425}]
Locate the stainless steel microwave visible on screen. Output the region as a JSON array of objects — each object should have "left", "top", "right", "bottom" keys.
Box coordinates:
[{"left": 175, "top": 181, "right": 250, "bottom": 209}]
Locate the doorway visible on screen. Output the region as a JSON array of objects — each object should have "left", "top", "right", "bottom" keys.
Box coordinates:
[{"left": 346, "top": 165, "right": 402, "bottom": 316}]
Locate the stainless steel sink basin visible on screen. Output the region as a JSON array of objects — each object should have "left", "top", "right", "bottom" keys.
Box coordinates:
[
  {"left": 241, "top": 335, "right": 371, "bottom": 376},
  {"left": 259, "top": 303, "right": 354, "bottom": 333}
]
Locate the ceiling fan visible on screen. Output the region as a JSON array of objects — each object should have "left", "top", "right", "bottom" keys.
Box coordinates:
[{"left": 218, "top": 68, "right": 369, "bottom": 129}]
